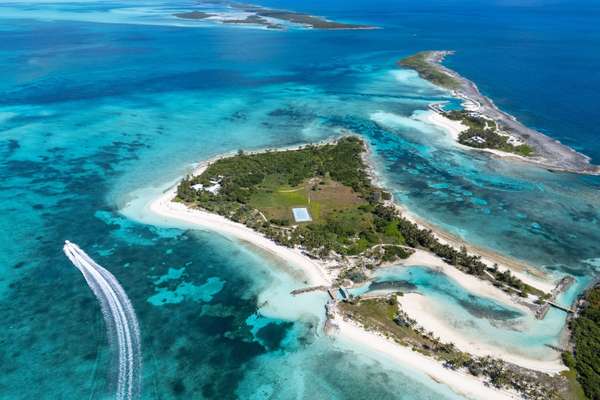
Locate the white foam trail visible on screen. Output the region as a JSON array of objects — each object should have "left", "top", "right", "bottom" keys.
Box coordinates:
[{"left": 63, "top": 241, "right": 142, "bottom": 400}]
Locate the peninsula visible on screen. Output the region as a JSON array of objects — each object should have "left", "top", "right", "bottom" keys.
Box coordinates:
[
  {"left": 399, "top": 51, "right": 600, "bottom": 174},
  {"left": 148, "top": 137, "right": 587, "bottom": 399},
  {"left": 174, "top": 1, "right": 378, "bottom": 30}
]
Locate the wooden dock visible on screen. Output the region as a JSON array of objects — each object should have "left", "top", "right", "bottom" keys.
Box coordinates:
[
  {"left": 428, "top": 103, "right": 446, "bottom": 114},
  {"left": 290, "top": 286, "right": 347, "bottom": 302},
  {"left": 546, "top": 301, "right": 575, "bottom": 314},
  {"left": 535, "top": 276, "right": 576, "bottom": 319},
  {"left": 290, "top": 286, "right": 327, "bottom": 296}
]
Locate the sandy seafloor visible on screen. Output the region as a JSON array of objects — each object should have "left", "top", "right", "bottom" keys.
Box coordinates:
[{"left": 1, "top": 0, "right": 600, "bottom": 399}]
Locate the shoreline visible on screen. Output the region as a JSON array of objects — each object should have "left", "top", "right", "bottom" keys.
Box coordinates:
[
  {"left": 332, "top": 316, "right": 521, "bottom": 400},
  {"left": 396, "top": 249, "right": 531, "bottom": 312},
  {"left": 359, "top": 249, "right": 566, "bottom": 374},
  {"left": 173, "top": 1, "right": 379, "bottom": 31},
  {"left": 396, "top": 203, "right": 555, "bottom": 292},
  {"left": 362, "top": 140, "right": 556, "bottom": 293},
  {"left": 138, "top": 142, "right": 568, "bottom": 398},
  {"left": 149, "top": 160, "right": 565, "bottom": 368},
  {"left": 396, "top": 292, "right": 564, "bottom": 373},
  {"left": 420, "top": 110, "right": 536, "bottom": 165},
  {"left": 149, "top": 165, "right": 332, "bottom": 287},
  {"left": 413, "top": 51, "right": 600, "bottom": 175}
]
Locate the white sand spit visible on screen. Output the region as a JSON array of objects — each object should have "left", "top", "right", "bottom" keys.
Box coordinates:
[
  {"left": 397, "top": 293, "right": 565, "bottom": 374},
  {"left": 334, "top": 317, "right": 521, "bottom": 400}
]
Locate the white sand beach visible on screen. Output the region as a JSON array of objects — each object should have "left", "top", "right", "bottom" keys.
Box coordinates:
[
  {"left": 421, "top": 110, "right": 536, "bottom": 166},
  {"left": 131, "top": 148, "right": 567, "bottom": 399},
  {"left": 396, "top": 293, "right": 565, "bottom": 374},
  {"left": 333, "top": 317, "right": 521, "bottom": 400},
  {"left": 146, "top": 168, "right": 563, "bottom": 370},
  {"left": 374, "top": 249, "right": 566, "bottom": 373},
  {"left": 395, "top": 203, "right": 555, "bottom": 294},
  {"left": 137, "top": 172, "right": 526, "bottom": 398},
  {"left": 419, "top": 110, "right": 468, "bottom": 141},
  {"left": 362, "top": 135, "right": 555, "bottom": 294},
  {"left": 398, "top": 249, "right": 531, "bottom": 312},
  {"left": 149, "top": 177, "right": 331, "bottom": 287}
]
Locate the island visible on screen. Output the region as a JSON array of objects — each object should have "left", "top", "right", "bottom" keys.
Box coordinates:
[
  {"left": 145, "top": 136, "right": 591, "bottom": 399},
  {"left": 399, "top": 51, "right": 599, "bottom": 174},
  {"left": 175, "top": 137, "right": 544, "bottom": 298},
  {"left": 173, "top": 1, "right": 378, "bottom": 30}
]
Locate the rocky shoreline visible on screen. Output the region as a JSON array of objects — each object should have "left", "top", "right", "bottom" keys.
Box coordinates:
[{"left": 410, "top": 51, "right": 600, "bottom": 175}]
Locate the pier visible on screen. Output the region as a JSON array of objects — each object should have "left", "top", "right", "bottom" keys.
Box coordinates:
[
  {"left": 291, "top": 285, "right": 352, "bottom": 302},
  {"left": 291, "top": 286, "right": 341, "bottom": 301},
  {"left": 290, "top": 285, "right": 327, "bottom": 295},
  {"left": 535, "top": 276, "right": 575, "bottom": 319},
  {"left": 546, "top": 301, "right": 575, "bottom": 314},
  {"left": 428, "top": 103, "right": 446, "bottom": 114}
]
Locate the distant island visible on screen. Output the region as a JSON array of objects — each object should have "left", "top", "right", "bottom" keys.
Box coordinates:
[
  {"left": 399, "top": 51, "right": 600, "bottom": 174},
  {"left": 174, "top": 1, "right": 378, "bottom": 30},
  {"left": 143, "top": 136, "right": 595, "bottom": 399}
]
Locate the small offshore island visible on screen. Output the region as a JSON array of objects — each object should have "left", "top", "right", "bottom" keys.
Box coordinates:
[
  {"left": 174, "top": 1, "right": 378, "bottom": 30},
  {"left": 150, "top": 136, "right": 598, "bottom": 400},
  {"left": 399, "top": 51, "right": 600, "bottom": 175}
]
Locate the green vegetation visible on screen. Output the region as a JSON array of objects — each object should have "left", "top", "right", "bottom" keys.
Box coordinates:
[
  {"left": 340, "top": 298, "right": 564, "bottom": 399},
  {"left": 232, "top": 3, "right": 375, "bottom": 30},
  {"left": 372, "top": 204, "right": 540, "bottom": 295},
  {"left": 175, "top": 2, "right": 376, "bottom": 30},
  {"left": 340, "top": 297, "right": 449, "bottom": 355},
  {"left": 247, "top": 9, "right": 373, "bottom": 29},
  {"left": 177, "top": 137, "right": 410, "bottom": 266},
  {"left": 398, "top": 51, "right": 460, "bottom": 89},
  {"left": 399, "top": 51, "right": 534, "bottom": 157},
  {"left": 487, "top": 263, "right": 545, "bottom": 297},
  {"left": 446, "top": 110, "right": 534, "bottom": 156},
  {"left": 567, "top": 285, "right": 600, "bottom": 400},
  {"left": 176, "top": 137, "right": 542, "bottom": 293},
  {"left": 560, "top": 356, "right": 588, "bottom": 400}
]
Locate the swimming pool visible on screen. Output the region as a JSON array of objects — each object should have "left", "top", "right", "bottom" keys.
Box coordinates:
[{"left": 292, "top": 207, "right": 312, "bottom": 222}]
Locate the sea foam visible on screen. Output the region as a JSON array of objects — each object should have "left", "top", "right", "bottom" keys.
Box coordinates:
[{"left": 63, "top": 241, "right": 142, "bottom": 400}]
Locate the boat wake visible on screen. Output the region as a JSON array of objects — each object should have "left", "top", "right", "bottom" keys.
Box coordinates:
[{"left": 63, "top": 241, "right": 142, "bottom": 400}]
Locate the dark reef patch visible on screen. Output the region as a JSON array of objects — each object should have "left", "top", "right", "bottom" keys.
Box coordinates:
[
  {"left": 368, "top": 280, "right": 417, "bottom": 292},
  {"left": 12, "top": 261, "right": 26, "bottom": 270},
  {"left": 255, "top": 321, "right": 293, "bottom": 351},
  {"left": 457, "top": 296, "right": 522, "bottom": 321},
  {"left": 0, "top": 129, "right": 282, "bottom": 400}
]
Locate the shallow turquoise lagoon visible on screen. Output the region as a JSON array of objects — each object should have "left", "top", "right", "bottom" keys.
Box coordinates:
[
  {"left": 1, "top": 1, "right": 599, "bottom": 399},
  {"left": 350, "top": 265, "right": 571, "bottom": 361}
]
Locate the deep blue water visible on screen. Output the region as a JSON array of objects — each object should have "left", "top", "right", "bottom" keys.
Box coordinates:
[
  {"left": 0, "top": 1, "right": 599, "bottom": 399},
  {"left": 263, "top": 0, "right": 600, "bottom": 163}
]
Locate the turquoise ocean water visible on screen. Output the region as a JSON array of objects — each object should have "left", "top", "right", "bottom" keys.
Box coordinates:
[{"left": 1, "top": 1, "right": 599, "bottom": 399}]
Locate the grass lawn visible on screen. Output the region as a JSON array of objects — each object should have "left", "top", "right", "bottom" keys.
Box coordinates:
[
  {"left": 249, "top": 177, "right": 366, "bottom": 224},
  {"left": 560, "top": 369, "right": 588, "bottom": 400},
  {"left": 339, "top": 299, "right": 428, "bottom": 347}
]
